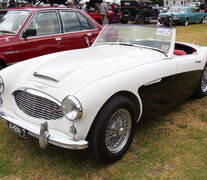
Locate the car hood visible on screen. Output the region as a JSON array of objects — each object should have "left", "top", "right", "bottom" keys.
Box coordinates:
[{"left": 27, "top": 45, "right": 165, "bottom": 91}]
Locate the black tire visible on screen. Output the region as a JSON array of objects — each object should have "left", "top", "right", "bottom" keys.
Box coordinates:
[
  {"left": 200, "top": 16, "right": 206, "bottom": 24},
  {"left": 121, "top": 9, "right": 131, "bottom": 24},
  {"left": 121, "top": 19, "right": 128, "bottom": 24},
  {"left": 136, "top": 14, "right": 145, "bottom": 24},
  {"left": 88, "top": 95, "right": 137, "bottom": 163},
  {"left": 195, "top": 64, "right": 207, "bottom": 98},
  {"left": 183, "top": 18, "right": 189, "bottom": 26}
]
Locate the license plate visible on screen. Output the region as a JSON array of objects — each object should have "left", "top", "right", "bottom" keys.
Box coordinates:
[{"left": 7, "top": 122, "right": 28, "bottom": 139}]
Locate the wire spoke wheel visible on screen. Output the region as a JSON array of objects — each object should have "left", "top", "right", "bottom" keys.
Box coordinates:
[
  {"left": 201, "top": 65, "right": 207, "bottom": 93},
  {"left": 105, "top": 109, "right": 132, "bottom": 153},
  {"left": 89, "top": 95, "right": 138, "bottom": 163}
]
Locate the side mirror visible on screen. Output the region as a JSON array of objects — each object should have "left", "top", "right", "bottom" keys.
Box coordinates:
[{"left": 22, "top": 29, "right": 37, "bottom": 38}]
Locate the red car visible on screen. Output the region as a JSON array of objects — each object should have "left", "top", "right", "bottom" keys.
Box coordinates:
[
  {"left": 87, "top": 9, "right": 120, "bottom": 24},
  {"left": 0, "top": 7, "right": 102, "bottom": 68},
  {"left": 85, "top": 0, "right": 120, "bottom": 24}
]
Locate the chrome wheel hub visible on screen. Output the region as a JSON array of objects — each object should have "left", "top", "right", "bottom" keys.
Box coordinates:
[
  {"left": 105, "top": 109, "right": 132, "bottom": 153},
  {"left": 201, "top": 66, "right": 207, "bottom": 93}
]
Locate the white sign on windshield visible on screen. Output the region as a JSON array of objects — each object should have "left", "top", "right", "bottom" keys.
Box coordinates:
[{"left": 156, "top": 28, "right": 172, "bottom": 36}]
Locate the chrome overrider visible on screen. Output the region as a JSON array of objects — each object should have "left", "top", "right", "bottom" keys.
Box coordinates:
[{"left": 0, "top": 111, "right": 89, "bottom": 150}]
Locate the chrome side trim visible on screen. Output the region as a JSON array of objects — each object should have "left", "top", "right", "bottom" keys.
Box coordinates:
[
  {"left": 0, "top": 111, "right": 89, "bottom": 150},
  {"left": 144, "top": 78, "right": 162, "bottom": 86},
  {"left": 4, "top": 50, "right": 20, "bottom": 55}
]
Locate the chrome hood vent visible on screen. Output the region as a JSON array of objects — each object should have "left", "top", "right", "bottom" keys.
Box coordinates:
[{"left": 33, "top": 72, "right": 59, "bottom": 83}]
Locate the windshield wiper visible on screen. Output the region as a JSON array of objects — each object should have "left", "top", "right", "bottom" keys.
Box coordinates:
[
  {"left": 0, "top": 30, "right": 15, "bottom": 34},
  {"left": 137, "top": 45, "right": 168, "bottom": 57},
  {"left": 93, "top": 42, "right": 112, "bottom": 46},
  {"left": 94, "top": 42, "right": 168, "bottom": 56},
  {"left": 117, "top": 42, "right": 167, "bottom": 56},
  {"left": 119, "top": 42, "right": 135, "bottom": 47}
]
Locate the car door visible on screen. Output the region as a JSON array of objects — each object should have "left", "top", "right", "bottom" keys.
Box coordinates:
[
  {"left": 59, "top": 10, "right": 100, "bottom": 50},
  {"left": 19, "top": 10, "right": 64, "bottom": 61},
  {"left": 189, "top": 8, "right": 197, "bottom": 23},
  {"left": 170, "top": 53, "right": 203, "bottom": 105},
  {"left": 138, "top": 59, "right": 177, "bottom": 119}
]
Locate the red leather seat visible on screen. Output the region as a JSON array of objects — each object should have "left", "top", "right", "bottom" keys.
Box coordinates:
[{"left": 174, "top": 49, "right": 187, "bottom": 56}]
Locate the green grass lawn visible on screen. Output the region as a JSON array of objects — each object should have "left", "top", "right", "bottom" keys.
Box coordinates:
[{"left": 0, "top": 23, "right": 207, "bottom": 180}]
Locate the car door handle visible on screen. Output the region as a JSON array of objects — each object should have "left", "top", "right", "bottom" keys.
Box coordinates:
[
  {"left": 55, "top": 37, "right": 62, "bottom": 41},
  {"left": 195, "top": 59, "right": 201, "bottom": 63},
  {"left": 87, "top": 33, "right": 92, "bottom": 37}
]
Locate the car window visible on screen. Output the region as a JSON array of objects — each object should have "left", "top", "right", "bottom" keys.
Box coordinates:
[
  {"left": 168, "top": 7, "right": 185, "bottom": 13},
  {"left": 77, "top": 13, "right": 96, "bottom": 30},
  {"left": 26, "top": 11, "right": 60, "bottom": 36},
  {"left": 0, "top": 10, "right": 29, "bottom": 34},
  {"left": 60, "top": 11, "right": 81, "bottom": 32},
  {"left": 190, "top": 8, "right": 196, "bottom": 13}
]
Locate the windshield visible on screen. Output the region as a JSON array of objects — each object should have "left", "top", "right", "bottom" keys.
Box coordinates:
[
  {"left": 93, "top": 24, "right": 174, "bottom": 55},
  {"left": 0, "top": 10, "right": 30, "bottom": 34},
  {"left": 168, "top": 7, "right": 185, "bottom": 13}
]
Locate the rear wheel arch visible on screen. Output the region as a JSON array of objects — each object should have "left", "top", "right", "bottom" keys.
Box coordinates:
[
  {"left": 195, "top": 63, "right": 207, "bottom": 98},
  {"left": 200, "top": 16, "right": 206, "bottom": 24}
]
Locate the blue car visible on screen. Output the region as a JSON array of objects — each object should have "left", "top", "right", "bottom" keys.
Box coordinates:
[{"left": 159, "top": 6, "right": 207, "bottom": 26}]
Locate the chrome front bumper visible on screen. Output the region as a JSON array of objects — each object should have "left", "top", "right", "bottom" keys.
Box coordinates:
[{"left": 0, "top": 111, "right": 89, "bottom": 150}]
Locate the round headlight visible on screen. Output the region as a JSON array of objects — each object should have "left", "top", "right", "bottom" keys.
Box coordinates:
[
  {"left": 61, "top": 96, "right": 82, "bottom": 121},
  {"left": 0, "top": 76, "right": 4, "bottom": 94}
]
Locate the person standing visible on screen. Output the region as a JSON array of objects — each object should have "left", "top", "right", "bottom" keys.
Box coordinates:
[
  {"left": 8, "top": 0, "right": 16, "bottom": 8},
  {"left": 100, "top": 0, "right": 108, "bottom": 25},
  {"left": 82, "top": 2, "right": 89, "bottom": 12},
  {"left": 111, "top": 1, "right": 118, "bottom": 23}
]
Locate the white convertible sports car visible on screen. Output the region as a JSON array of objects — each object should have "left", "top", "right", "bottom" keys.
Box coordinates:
[{"left": 0, "top": 24, "right": 207, "bottom": 163}]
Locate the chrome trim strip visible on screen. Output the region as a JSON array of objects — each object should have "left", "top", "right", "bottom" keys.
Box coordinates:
[
  {"left": 4, "top": 50, "right": 20, "bottom": 55},
  {"left": 144, "top": 78, "right": 162, "bottom": 86},
  {"left": 0, "top": 111, "right": 89, "bottom": 150}
]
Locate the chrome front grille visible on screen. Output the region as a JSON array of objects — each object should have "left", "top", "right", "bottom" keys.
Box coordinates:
[{"left": 14, "top": 89, "right": 63, "bottom": 120}]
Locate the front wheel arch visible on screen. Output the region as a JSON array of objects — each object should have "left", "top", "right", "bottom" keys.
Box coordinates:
[
  {"left": 135, "top": 13, "right": 145, "bottom": 24},
  {"left": 86, "top": 91, "right": 141, "bottom": 163},
  {"left": 183, "top": 18, "right": 189, "bottom": 26},
  {"left": 87, "top": 91, "right": 141, "bottom": 137},
  {"left": 121, "top": 9, "right": 131, "bottom": 23}
]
